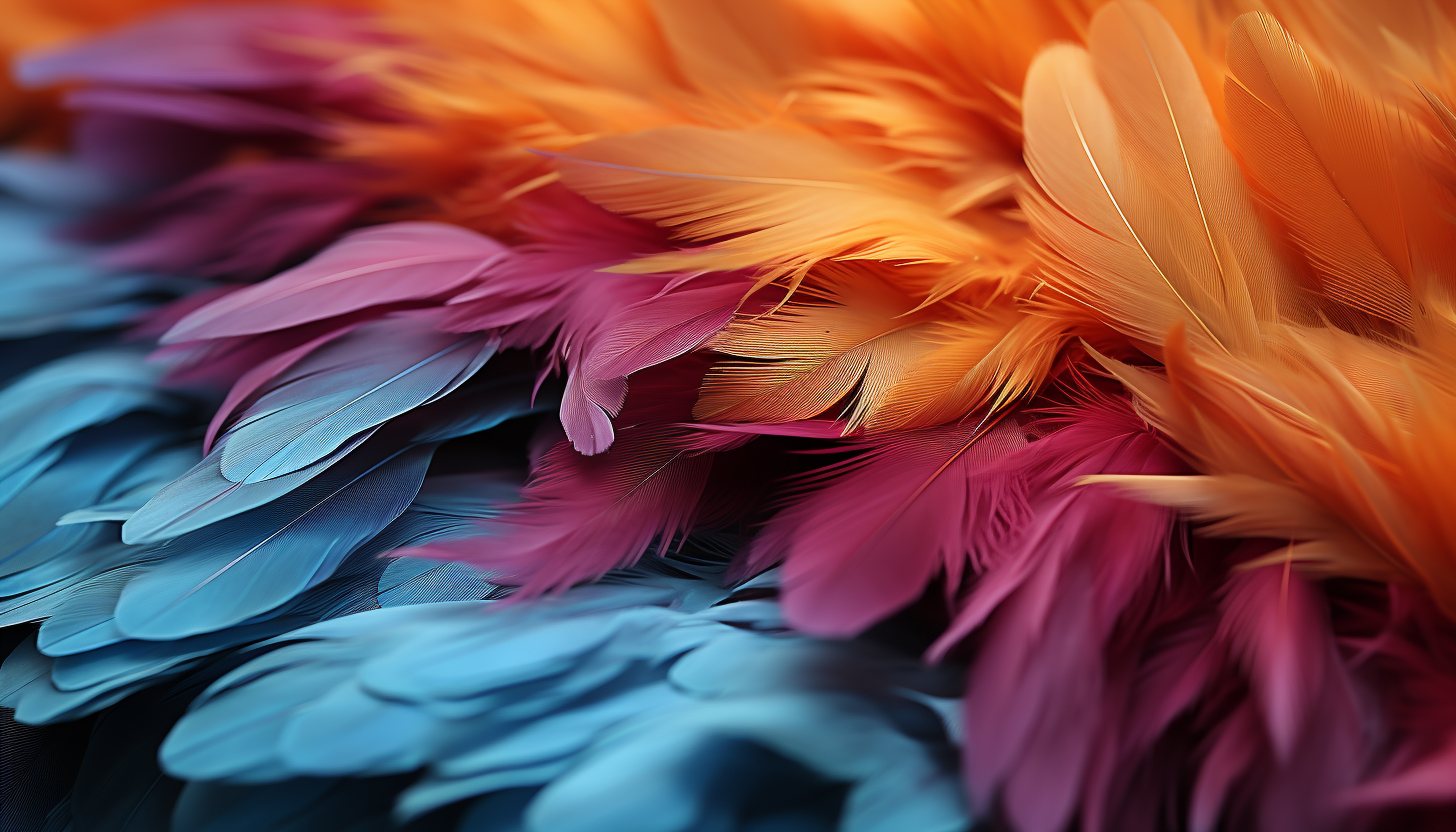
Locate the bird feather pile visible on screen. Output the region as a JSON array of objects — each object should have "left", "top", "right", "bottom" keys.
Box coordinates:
[{"left": 2, "top": 1, "right": 1456, "bottom": 831}]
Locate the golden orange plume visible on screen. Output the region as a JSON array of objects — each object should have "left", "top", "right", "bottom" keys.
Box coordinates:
[{"left": 1029, "top": 5, "right": 1456, "bottom": 614}]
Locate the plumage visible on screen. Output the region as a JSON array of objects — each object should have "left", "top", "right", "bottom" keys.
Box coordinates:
[
  {"left": 159, "top": 563, "right": 966, "bottom": 832},
  {"left": 696, "top": 268, "right": 1065, "bottom": 432},
  {"left": 213, "top": 319, "right": 493, "bottom": 483},
  {"left": 6, "top": 2, "right": 1456, "bottom": 831},
  {"left": 85, "top": 160, "right": 380, "bottom": 280},
  {"left": 0, "top": 348, "right": 185, "bottom": 483},
  {"left": 0, "top": 195, "right": 177, "bottom": 338},
  {"left": 113, "top": 443, "right": 433, "bottom": 639},
  {"left": 552, "top": 124, "right": 1015, "bottom": 296}
]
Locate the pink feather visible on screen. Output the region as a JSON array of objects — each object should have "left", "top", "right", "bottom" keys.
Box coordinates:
[
  {"left": 446, "top": 190, "right": 743, "bottom": 454},
  {"left": 913, "top": 394, "right": 1184, "bottom": 832},
  {"left": 1207, "top": 562, "right": 1365, "bottom": 832},
  {"left": 164, "top": 222, "right": 505, "bottom": 342}
]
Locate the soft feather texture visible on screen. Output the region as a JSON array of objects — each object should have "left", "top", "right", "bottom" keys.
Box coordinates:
[
  {"left": 9, "top": 2, "right": 1456, "bottom": 832},
  {"left": 748, "top": 417, "right": 1028, "bottom": 637},
  {"left": 696, "top": 267, "right": 1065, "bottom": 432},
  {"left": 0, "top": 194, "right": 178, "bottom": 337},
  {"left": 1021, "top": 2, "right": 1290, "bottom": 358},
  {"left": 160, "top": 562, "right": 968, "bottom": 832},
  {"left": 553, "top": 124, "right": 1016, "bottom": 295},
  {"left": 81, "top": 160, "right": 381, "bottom": 281},
  {"left": 404, "top": 425, "right": 717, "bottom": 594}
]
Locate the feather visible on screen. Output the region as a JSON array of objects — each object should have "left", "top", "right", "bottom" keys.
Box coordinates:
[
  {"left": 125, "top": 365, "right": 541, "bottom": 546},
  {"left": 0, "top": 149, "right": 123, "bottom": 209},
  {"left": 216, "top": 316, "right": 494, "bottom": 483},
  {"left": 1021, "top": 1, "right": 1289, "bottom": 356},
  {"left": 563, "top": 275, "right": 748, "bottom": 455},
  {"left": 0, "top": 348, "right": 183, "bottom": 483},
  {"left": 911, "top": 394, "right": 1183, "bottom": 832},
  {"left": 0, "top": 417, "right": 172, "bottom": 592},
  {"left": 63, "top": 86, "right": 330, "bottom": 137},
  {"left": 748, "top": 418, "right": 1028, "bottom": 637},
  {"left": 82, "top": 160, "right": 379, "bottom": 282},
  {"left": 112, "top": 443, "right": 434, "bottom": 640},
  {"left": 444, "top": 192, "right": 714, "bottom": 455},
  {"left": 16, "top": 4, "right": 372, "bottom": 91},
  {"left": 1224, "top": 11, "right": 1456, "bottom": 328},
  {"left": 165, "top": 223, "right": 507, "bottom": 343},
  {"left": 57, "top": 443, "right": 198, "bottom": 526},
  {"left": 0, "top": 197, "right": 175, "bottom": 339},
  {"left": 696, "top": 268, "right": 1064, "bottom": 432},
  {"left": 201, "top": 324, "right": 363, "bottom": 455},
  {"left": 405, "top": 426, "right": 715, "bottom": 594},
  {"left": 0, "top": 563, "right": 387, "bottom": 726},
  {"left": 122, "top": 428, "right": 379, "bottom": 546},
  {"left": 158, "top": 572, "right": 964, "bottom": 830},
  {"left": 552, "top": 123, "right": 1019, "bottom": 296}
]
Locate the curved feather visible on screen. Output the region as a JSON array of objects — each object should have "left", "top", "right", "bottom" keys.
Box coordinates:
[
  {"left": 749, "top": 418, "right": 1028, "bottom": 637},
  {"left": 1224, "top": 11, "right": 1456, "bottom": 329},
  {"left": 0, "top": 348, "right": 183, "bottom": 482},
  {"left": 407, "top": 426, "right": 715, "bottom": 594},
  {"left": 1022, "top": 2, "right": 1289, "bottom": 356},
  {"left": 217, "top": 317, "right": 495, "bottom": 483},
  {"left": 113, "top": 444, "right": 434, "bottom": 640},
  {"left": 159, "top": 572, "right": 966, "bottom": 831},
  {"left": 165, "top": 223, "right": 507, "bottom": 343},
  {"left": 552, "top": 123, "right": 1017, "bottom": 296},
  {"left": 123, "top": 428, "right": 379, "bottom": 546}
]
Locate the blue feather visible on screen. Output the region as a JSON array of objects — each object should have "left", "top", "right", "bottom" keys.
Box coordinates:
[
  {"left": 0, "top": 349, "right": 184, "bottom": 483},
  {"left": 123, "top": 428, "right": 378, "bottom": 545},
  {"left": 123, "top": 362, "right": 539, "bottom": 547},
  {"left": 0, "top": 151, "right": 124, "bottom": 208},
  {"left": 217, "top": 318, "right": 496, "bottom": 484},
  {"left": 376, "top": 558, "right": 502, "bottom": 608},
  {"left": 158, "top": 568, "right": 969, "bottom": 832},
  {"left": 406, "top": 372, "right": 551, "bottom": 444},
  {"left": 113, "top": 443, "right": 435, "bottom": 639},
  {"left": 57, "top": 442, "right": 200, "bottom": 525},
  {"left": 0, "top": 196, "right": 179, "bottom": 338},
  {"left": 0, "top": 417, "right": 174, "bottom": 594},
  {"left": 0, "top": 548, "right": 397, "bottom": 725}
]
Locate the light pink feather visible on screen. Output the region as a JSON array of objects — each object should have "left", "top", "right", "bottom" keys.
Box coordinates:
[{"left": 164, "top": 222, "right": 505, "bottom": 342}]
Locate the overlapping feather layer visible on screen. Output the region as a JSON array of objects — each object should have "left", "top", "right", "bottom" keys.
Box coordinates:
[{"left": 3, "top": 1, "right": 1456, "bottom": 831}]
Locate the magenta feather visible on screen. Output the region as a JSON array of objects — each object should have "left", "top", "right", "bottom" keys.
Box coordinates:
[
  {"left": 83, "top": 161, "right": 377, "bottom": 280},
  {"left": 747, "top": 418, "right": 1028, "bottom": 638}
]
